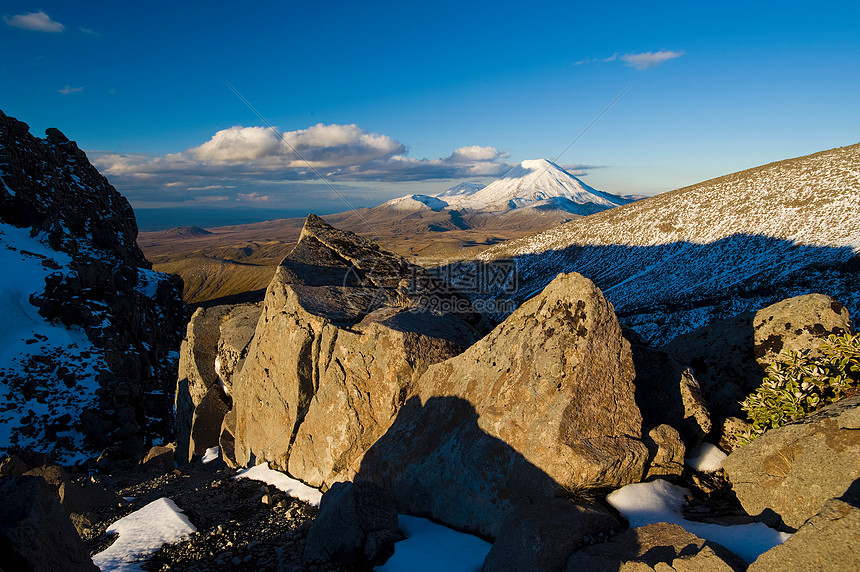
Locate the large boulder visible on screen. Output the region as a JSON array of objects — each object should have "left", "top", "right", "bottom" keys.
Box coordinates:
[
  {"left": 231, "top": 215, "right": 481, "bottom": 481},
  {"left": 565, "top": 522, "right": 746, "bottom": 571},
  {"left": 359, "top": 272, "right": 650, "bottom": 537},
  {"left": 723, "top": 395, "right": 860, "bottom": 529},
  {"left": 0, "top": 475, "right": 99, "bottom": 571},
  {"left": 303, "top": 480, "right": 402, "bottom": 568},
  {"left": 748, "top": 478, "right": 860, "bottom": 571},
  {"left": 663, "top": 294, "right": 853, "bottom": 420},
  {"left": 482, "top": 499, "right": 622, "bottom": 572}
]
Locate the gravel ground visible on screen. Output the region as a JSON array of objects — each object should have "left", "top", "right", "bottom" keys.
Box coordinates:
[{"left": 77, "top": 462, "right": 353, "bottom": 572}]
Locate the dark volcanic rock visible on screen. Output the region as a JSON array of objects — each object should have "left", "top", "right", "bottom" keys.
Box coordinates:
[
  {"left": 0, "top": 475, "right": 99, "bottom": 571},
  {"left": 304, "top": 480, "right": 402, "bottom": 568},
  {"left": 0, "top": 110, "right": 186, "bottom": 462}
]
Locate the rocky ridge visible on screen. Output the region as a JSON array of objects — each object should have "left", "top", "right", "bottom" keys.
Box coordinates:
[{"left": 0, "top": 110, "right": 186, "bottom": 464}]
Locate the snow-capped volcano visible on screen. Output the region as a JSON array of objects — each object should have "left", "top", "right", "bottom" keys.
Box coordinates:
[{"left": 444, "top": 159, "right": 633, "bottom": 213}]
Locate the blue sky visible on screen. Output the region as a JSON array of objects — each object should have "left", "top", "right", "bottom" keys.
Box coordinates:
[{"left": 2, "top": 1, "right": 859, "bottom": 222}]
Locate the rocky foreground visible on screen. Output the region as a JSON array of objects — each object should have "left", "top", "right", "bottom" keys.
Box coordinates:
[{"left": 1, "top": 112, "right": 858, "bottom": 571}]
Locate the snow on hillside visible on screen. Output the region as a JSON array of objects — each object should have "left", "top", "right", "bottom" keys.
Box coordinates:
[
  {"left": 434, "top": 182, "right": 485, "bottom": 199},
  {"left": 446, "top": 159, "right": 633, "bottom": 212},
  {"left": 472, "top": 144, "right": 860, "bottom": 345},
  {"left": 0, "top": 223, "right": 103, "bottom": 464},
  {"left": 380, "top": 194, "right": 449, "bottom": 212}
]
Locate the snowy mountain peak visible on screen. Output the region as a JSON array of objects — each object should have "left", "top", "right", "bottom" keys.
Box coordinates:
[{"left": 447, "top": 158, "right": 634, "bottom": 214}]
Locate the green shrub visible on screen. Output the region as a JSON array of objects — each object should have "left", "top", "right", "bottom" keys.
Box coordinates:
[{"left": 740, "top": 333, "right": 860, "bottom": 444}]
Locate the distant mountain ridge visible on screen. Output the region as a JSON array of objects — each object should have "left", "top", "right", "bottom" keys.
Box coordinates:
[{"left": 463, "top": 143, "right": 860, "bottom": 345}]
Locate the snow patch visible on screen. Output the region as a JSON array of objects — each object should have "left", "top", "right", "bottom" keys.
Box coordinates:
[
  {"left": 377, "top": 515, "right": 492, "bottom": 572},
  {"left": 607, "top": 479, "right": 791, "bottom": 563},
  {"left": 685, "top": 442, "right": 727, "bottom": 472},
  {"left": 202, "top": 446, "right": 220, "bottom": 464},
  {"left": 234, "top": 462, "right": 322, "bottom": 506},
  {"left": 92, "top": 497, "right": 196, "bottom": 571}
]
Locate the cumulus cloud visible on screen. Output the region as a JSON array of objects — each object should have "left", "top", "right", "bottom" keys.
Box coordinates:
[
  {"left": 621, "top": 50, "right": 684, "bottom": 70},
  {"left": 58, "top": 85, "right": 83, "bottom": 95},
  {"left": 449, "top": 145, "right": 502, "bottom": 162},
  {"left": 4, "top": 10, "right": 65, "bottom": 32},
  {"left": 91, "top": 124, "right": 523, "bottom": 207},
  {"left": 187, "top": 123, "right": 405, "bottom": 167}
]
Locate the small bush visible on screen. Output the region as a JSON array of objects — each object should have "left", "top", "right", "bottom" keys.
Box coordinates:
[{"left": 740, "top": 333, "right": 860, "bottom": 444}]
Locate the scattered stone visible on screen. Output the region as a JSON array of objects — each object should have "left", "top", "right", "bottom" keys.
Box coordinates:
[
  {"left": 360, "top": 273, "right": 649, "bottom": 538},
  {"left": 231, "top": 215, "right": 481, "bottom": 485},
  {"left": 643, "top": 424, "right": 686, "bottom": 480},
  {"left": 663, "top": 294, "right": 853, "bottom": 420},
  {"left": 141, "top": 445, "right": 175, "bottom": 474}
]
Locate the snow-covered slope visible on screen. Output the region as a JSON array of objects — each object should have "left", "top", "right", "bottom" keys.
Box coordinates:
[
  {"left": 379, "top": 194, "right": 449, "bottom": 212},
  {"left": 446, "top": 159, "right": 634, "bottom": 213},
  {"left": 0, "top": 110, "right": 186, "bottom": 463},
  {"left": 463, "top": 144, "right": 860, "bottom": 345}
]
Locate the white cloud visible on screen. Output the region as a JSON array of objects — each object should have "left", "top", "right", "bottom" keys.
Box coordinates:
[
  {"left": 4, "top": 10, "right": 65, "bottom": 33},
  {"left": 621, "top": 50, "right": 684, "bottom": 70},
  {"left": 449, "top": 145, "right": 501, "bottom": 162},
  {"left": 188, "top": 123, "right": 405, "bottom": 167},
  {"left": 237, "top": 192, "right": 272, "bottom": 202},
  {"left": 91, "top": 124, "right": 522, "bottom": 206},
  {"left": 58, "top": 85, "right": 83, "bottom": 95},
  {"left": 574, "top": 53, "right": 618, "bottom": 66}
]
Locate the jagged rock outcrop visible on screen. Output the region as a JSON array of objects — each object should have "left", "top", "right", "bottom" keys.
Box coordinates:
[
  {"left": 229, "top": 215, "right": 482, "bottom": 482},
  {"left": 359, "top": 272, "right": 650, "bottom": 537},
  {"left": 0, "top": 110, "right": 185, "bottom": 463},
  {"left": 565, "top": 522, "right": 746, "bottom": 571},
  {"left": 663, "top": 294, "right": 853, "bottom": 420},
  {"left": 723, "top": 396, "right": 860, "bottom": 529},
  {"left": 0, "top": 475, "right": 99, "bottom": 571},
  {"left": 748, "top": 478, "right": 860, "bottom": 571},
  {"left": 175, "top": 303, "right": 260, "bottom": 463}
]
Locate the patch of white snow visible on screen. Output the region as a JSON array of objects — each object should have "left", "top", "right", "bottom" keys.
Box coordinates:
[
  {"left": 92, "top": 497, "right": 196, "bottom": 572},
  {"left": 607, "top": 479, "right": 790, "bottom": 563},
  {"left": 234, "top": 462, "right": 322, "bottom": 506},
  {"left": 376, "top": 515, "right": 491, "bottom": 572}
]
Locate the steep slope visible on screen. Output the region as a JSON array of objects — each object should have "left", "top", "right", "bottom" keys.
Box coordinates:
[
  {"left": 471, "top": 143, "right": 860, "bottom": 345},
  {"left": 0, "top": 110, "right": 186, "bottom": 464}
]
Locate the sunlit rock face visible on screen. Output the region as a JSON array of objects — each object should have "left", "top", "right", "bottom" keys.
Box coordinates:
[{"left": 228, "top": 215, "right": 482, "bottom": 484}]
